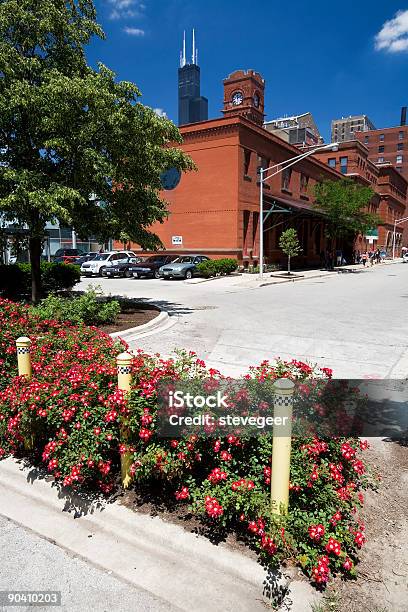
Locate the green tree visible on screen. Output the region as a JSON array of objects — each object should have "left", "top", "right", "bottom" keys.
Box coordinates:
[
  {"left": 313, "top": 179, "right": 381, "bottom": 241},
  {"left": 279, "top": 228, "right": 301, "bottom": 274},
  {"left": 0, "top": 0, "right": 194, "bottom": 302}
]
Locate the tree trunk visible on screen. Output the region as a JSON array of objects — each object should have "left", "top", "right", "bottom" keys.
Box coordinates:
[
  {"left": 29, "top": 236, "right": 42, "bottom": 304},
  {"left": 288, "top": 255, "right": 291, "bottom": 275}
]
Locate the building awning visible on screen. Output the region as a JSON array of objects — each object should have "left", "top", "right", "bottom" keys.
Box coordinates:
[{"left": 265, "top": 194, "right": 323, "bottom": 216}]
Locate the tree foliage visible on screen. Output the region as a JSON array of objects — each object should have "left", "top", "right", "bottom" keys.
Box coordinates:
[
  {"left": 279, "top": 228, "right": 301, "bottom": 274},
  {"left": 0, "top": 0, "right": 194, "bottom": 300},
  {"left": 313, "top": 179, "right": 381, "bottom": 240}
]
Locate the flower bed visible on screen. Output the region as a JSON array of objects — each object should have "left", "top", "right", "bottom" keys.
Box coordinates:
[{"left": 0, "top": 297, "right": 374, "bottom": 588}]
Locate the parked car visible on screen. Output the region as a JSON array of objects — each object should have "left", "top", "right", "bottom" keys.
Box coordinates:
[
  {"left": 402, "top": 252, "right": 408, "bottom": 263},
  {"left": 73, "top": 252, "right": 98, "bottom": 266},
  {"left": 159, "top": 255, "right": 210, "bottom": 279},
  {"left": 128, "top": 255, "right": 176, "bottom": 279},
  {"left": 104, "top": 257, "right": 145, "bottom": 278},
  {"left": 53, "top": 248, "right": 85, "bottom": 263},
  {"left": 80, "top": 251, "right": 135, "bottom": 276}
]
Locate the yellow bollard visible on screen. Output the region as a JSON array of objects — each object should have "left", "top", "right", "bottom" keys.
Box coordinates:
[
  {"left": 270, "top": 378, "right": 295, "bottom": 515},
  {"left": 117, "top": 351, "right": 134, "bottom": 489},
  {"left": 16, "top": 337, "right": 32, "bottom": 379}
]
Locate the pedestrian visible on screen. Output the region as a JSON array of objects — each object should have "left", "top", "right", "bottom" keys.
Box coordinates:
[
  {"left": 361, "top": 252, "right": 368, "bottom": 267},
  {"left": 356, "top": 250, "right": 361, "bottom": 264},
  {"left": 336, "top": 249, "right": 342, "bottom": 267},
  {"left": 327, "top": 249, "right": 334, "bottom": 271}
]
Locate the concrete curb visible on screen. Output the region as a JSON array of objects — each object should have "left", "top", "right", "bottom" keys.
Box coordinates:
[
  {"left": 0, "top": 458, "right": 321, "bottom": 612},
  {"left": 110, "top": 309, "right": 176, "bottom": 342},
  {"left": 185, "top": 273, "right": 242, "bottom": 285}
]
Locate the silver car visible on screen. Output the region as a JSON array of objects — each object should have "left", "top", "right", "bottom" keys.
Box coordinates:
[{"left": 159, "top": 255, "right": 209, "bottom": 279}]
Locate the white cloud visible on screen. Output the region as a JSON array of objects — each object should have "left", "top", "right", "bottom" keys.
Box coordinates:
[
  {"left": 153, "top": 108, "right": 167, "bottom": 118},
  {"left": 107, "top": 0, "right": 144, "bottom": 21},
  {"left": 375, "top": 9, "right": 408, "bottom": 53},
  {"left": 123, "top": 27, "right": 145, "bottom": 36}
]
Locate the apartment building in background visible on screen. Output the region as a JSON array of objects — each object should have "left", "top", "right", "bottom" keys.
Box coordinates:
[
  {"left": 331, "top": 114, "right": 376, "bottom": 143},
  {"left": 355, "top": 107, "right": 408, "bottom": 182}
]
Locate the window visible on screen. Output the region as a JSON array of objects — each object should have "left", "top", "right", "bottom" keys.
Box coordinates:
[
  {"left": 379, "top": 134, "right": 384, "bottom": 141},
  {"left": 397, "top": 142, "right": 404, "bottom": 151},
  {"left": 396, "top": 155, "right": 403, "bottom": 165},
  {"left": 281, "top": 167, "right": 292, "bottom": 190},
  {"left": 399, "top": 131, "right": 404, "bottom": 140},
  {"left": 300, "top": 173, "right": 309, "bottom": 193},
  {"left": 258, "top": 155, "right": 270, "bottom": 173},
  {"left": 378, "top": 146, "right": 384, "bottom": 153},
  {"left": 340, "top": 156, "right": 348, "bottom": 174},
  {"left": 378, "top": 157, "right": 384, "bottom": 163},
  {"left": 364, "top": 136, "right": 369, "bottom": 144},
  {"left": 243, "top": 149, "right": 251, "bottom": 175},
  {"left": 328, "top": 158, "right": 336, "bottom": 168}
]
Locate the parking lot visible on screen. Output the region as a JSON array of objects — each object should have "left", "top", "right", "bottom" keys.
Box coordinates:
[{"left": 77, "top": 263, "right": 408, "bottom": 379}]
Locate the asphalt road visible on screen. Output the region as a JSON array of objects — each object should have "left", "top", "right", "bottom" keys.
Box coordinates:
[
  {"left": 78, "top": 262, "right": 408, "bottom": 378},
  {"left": 0, "top": 515, "right": 173, "bottom": 612}
]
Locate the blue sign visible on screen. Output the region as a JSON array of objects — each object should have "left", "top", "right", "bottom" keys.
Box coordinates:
[{"left": 160, "top": 167, "right": 181, "bottom": 190}]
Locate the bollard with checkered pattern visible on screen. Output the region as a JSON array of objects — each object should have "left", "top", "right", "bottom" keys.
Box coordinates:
[
  {"left": 270, "top": 378, "right": 295, "bottom": 515},
  {"left": 16, "top": 337, "right": 32, "bottom": 380},
  {"left": 117, "top": 352, "right": 134, "bottom": 489}
]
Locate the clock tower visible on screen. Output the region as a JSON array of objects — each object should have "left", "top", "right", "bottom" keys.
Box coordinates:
[{"left": 222, "top": 70, "right": 265, "bottom": 126}]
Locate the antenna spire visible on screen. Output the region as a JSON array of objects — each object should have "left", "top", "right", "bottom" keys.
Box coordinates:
[
  {"left": 192, "top": 28, "right": 195, "bottom": 64},
  {"left": 180, "top": 30, "right": 186, "bottom": 67}
]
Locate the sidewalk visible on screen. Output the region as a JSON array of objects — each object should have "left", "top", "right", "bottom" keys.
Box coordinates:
[{"left": 225, "top": 258, "right": 403, "bottom": 290}]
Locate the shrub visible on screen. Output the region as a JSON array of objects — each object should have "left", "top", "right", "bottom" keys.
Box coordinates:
[
  {"left": 0, "top": 263, "right": 80, "bottom": 299},
  {"left": 217, "top": 258, "right": 238, "bottom": 275},
  {"left": 0, "top": 298, "right": 374, "bottom": 588},
  {"left": 196, "top": 258, "right": 238, "bottom": 278},
  {"left": 34, "top": 287, "right": 121, "bottom": 326},
  {"left": 196, "top": 259, "right": 218, "bottom": 278},
  {"left": 40, "top": 262, "right": 81, "bottom": 294}
]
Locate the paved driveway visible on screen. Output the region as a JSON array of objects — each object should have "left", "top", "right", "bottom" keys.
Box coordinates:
[{"left": 78, "top": 263, "right": 408, "bottom": 378}]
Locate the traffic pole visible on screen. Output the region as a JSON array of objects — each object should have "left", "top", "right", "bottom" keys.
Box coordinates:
[
  {"left": 117, "top": 351, "right": 134, "bottom": 489},
  {"left": 270, "top": 378, "right": 295, "bottom": 515}
]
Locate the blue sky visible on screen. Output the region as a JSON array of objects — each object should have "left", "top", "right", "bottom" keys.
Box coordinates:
[{"left": 90, "top": 1, "right": 408, "bottom": 141}]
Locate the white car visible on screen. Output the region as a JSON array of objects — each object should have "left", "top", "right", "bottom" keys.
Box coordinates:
[
  {"left": 402, "top": 252, "right": 408, "bottom": 263},
  {"left": 80, "top": 251, "right": 135, "bottom": 276}
]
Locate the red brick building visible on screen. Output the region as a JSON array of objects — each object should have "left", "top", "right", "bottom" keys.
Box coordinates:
[
  {"left": 355, "top": 121, "right": 408, "bottom": 183},
  {"left": 118, "top": 70, "right": 408, "bottom": 264},
  {"left": 315, "top": 141, "right": 407, "bottom": 254}
]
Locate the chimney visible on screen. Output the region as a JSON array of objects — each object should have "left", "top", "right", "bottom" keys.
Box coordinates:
[{"left": 401, "top": 106, "right": 407, "bottom": 126}]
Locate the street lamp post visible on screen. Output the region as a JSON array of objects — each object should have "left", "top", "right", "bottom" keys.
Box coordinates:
[
  {"left": 392, "top": 215, "right": 408, "bottom": 260},
  {"left": 259, "top": 142, "right": 339, "bottom": 279}
]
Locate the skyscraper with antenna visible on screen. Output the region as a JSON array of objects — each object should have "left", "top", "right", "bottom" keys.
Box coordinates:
[{"left": 178, "top": 29, "right": 208, "bottom": 126}]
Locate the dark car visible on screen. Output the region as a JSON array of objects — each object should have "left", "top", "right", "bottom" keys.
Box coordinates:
[
  {"left": 128, "top": 255, "right": 176, "bottom": 279},
  {"left": 53, "top": 248, "right": 85, "bottom": 263},
  {"left": 73, "top": 252, "right": 98, "bottom": 266},
  {"left": 104, "top": 257, "right": 145, "bottom": 278},
  {"left": 159, "top": 255, "right": 210, "bottom": 279}
]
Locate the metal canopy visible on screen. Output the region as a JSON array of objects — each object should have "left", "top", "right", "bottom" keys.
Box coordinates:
[{"left": 263, "top": 200, "right": 293, "bottom": 224}]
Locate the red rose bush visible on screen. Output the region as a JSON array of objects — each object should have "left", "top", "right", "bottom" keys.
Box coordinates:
[{"left": 0, "top": 298, "right": 374, "bottom": 587}]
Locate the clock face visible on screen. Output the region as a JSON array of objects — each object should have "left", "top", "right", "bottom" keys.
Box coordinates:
[
  {"left": 253, "top": 93, "right": 260, "bottom": 108},
  {"left": 160, "top": 167, "right": 181, "bottom": 190},
  {"left": 232, "top": 91, "right": 243, "bottom": 106}
]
